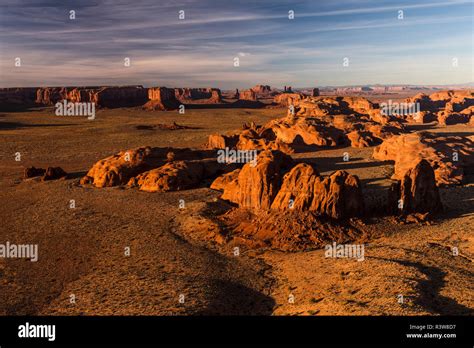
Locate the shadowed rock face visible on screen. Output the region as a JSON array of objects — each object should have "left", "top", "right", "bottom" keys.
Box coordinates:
[
  {"left": 0, "top": 88, "right": 37, "bottom": 107},
  {"left": 23, "top": 166, "right": 67, "bottom": 181},
  {"left": 400, "top": 160, "right": 443, "bottom": 214},
  {"left": 92, "top": 86, "right": 148, "bottom": 107},
  {"left": 215, "top": 150, "right": 365, "bottom": 219},
  {"left": 373, "top": 132, "right": 474, "bottom": 186}
]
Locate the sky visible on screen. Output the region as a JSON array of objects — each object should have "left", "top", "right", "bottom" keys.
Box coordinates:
[{"left": 0, "top": 0, "right": 473, "bottom": 88}]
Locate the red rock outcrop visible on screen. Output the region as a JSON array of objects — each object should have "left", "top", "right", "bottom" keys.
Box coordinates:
[
  {"left": 265, "top": 115, "right": 347, "bottom": 147},
  {"left": 143, "top": 87, "right": 180, "bottom": 110},
  {"left": 215, "top": 151, "right": 365, "bottom": 219},
  {"left": 270, "top": 163, "right": 319, "bottom": 211},
  {"left": 273, "top": 93, "right": 305, "bottom": 107},
  {"left": 373, "top": 132, "right": 474, "bottom": 186},
  {"left": 238, "top": 89, "right": 257, "bottom": 101},
  {"left": 220, "top": 151, "right": 293, "bottom": 209},
  {"left": 206, "top": 134, "right": 239, "bottom": 149},
  {"left": 405, "top": 90, "right": 474, "bottom": 125},
  {"left": 389, "top": 160, "right": 443, "bottom": 216},
  {"left": 81, "top": 147, "right": 230, "bottom": 191},
  {"left": 400, "top": 160, "right": 443, "bottom": 214},
  {"left": 251, "top": 85, "right": 271, "bottom": 94},
  {"left": 210, "top": 169, "right": 241, "bottom": 191},
  {"left": 91, "top": 86, "right": 148, "bottom": 108},
  {"left": 80, "top": 147, "right": 167, "bottom": 187},
  {"left": 36, "top": 87, "right": 69, "bottom": 105},
  {"left": 173, "top": 88, "right": 222, "bottom": 103},
  {"left": 127, "top": 160, "right": 205, "bottom": 192}
]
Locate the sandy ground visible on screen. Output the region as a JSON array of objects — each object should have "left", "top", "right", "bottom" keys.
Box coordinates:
[{"left": 0, "top": 105, "right": 472, "bottom": 315}]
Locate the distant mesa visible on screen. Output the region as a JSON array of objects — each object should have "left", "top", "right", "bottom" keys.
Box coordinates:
[{"left": 0, "top": 86, "right": 473, "bottom": 129}]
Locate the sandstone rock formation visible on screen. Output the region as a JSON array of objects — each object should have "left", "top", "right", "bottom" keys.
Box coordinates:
[
  {"left": 80, "top": 147, "right": 168, "bottom": 187},
  {"left": 210, "top": 169, "right": 241, "bottom": 191},
  {"left": 373, "top": 132, "right": 474, "bottom": 185},
  {"left": 81, "top": 146, "right": 233, "bottom": 191},
  {"left": 251, "top": 85, "right": 271, "bottom": 94},
  {"left": 312, "top": 88, "right": 320, "bottom": 97},
  {"left": 399, "top": 160, "right": 443, "bottom": 214},
  {"left": 405, "top": 90, "right": 474, "bottom": 125},
  {"left": 388, "top": 160, "right": 443, "bottom": 217},
  {"left": 127, "top": 160, "right": 205, "bottom": 192},
  {"left": 174, "top": 88, "right": 222, "bottom": 103},
  {"left": 215, "top": 150, "right": 365, "bottom": 219},
  {"left": 92, "top": 86, "right": 148, "bottom": 108},
  {"left": 238, "top": 89, "right": 257, "bottom": 101},
  {"left": 36, "top": 87, "right": 68, "bottom": 105},
  {"left": 273, "top": 93, "right": 305, "bottom": 107},
  {"left": 35, "top": 85, "right": 148, "bottom": 108},
  {"left": 143, "top": 87, "right": 180, "bottom": 110},
  {"left": 220, "top": 151, "right": 293, "bottom": 209},
  {"left": 206, "top": 97, "right": 403, "bottom": 153}
]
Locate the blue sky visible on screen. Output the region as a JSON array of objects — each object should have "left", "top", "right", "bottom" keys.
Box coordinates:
[{"left": 0, "top": 0, "right": 472, "bottom": 88}]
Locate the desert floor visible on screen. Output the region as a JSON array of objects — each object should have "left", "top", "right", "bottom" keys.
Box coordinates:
[{"left": 0, "top": 104, "right": 473, "bottom": 315}]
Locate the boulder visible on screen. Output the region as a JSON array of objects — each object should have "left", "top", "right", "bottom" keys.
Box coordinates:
[
  {"left": 23, "top": 166, "right": 67, "bottom": 181},
  {"left": 42, "top": 167, "right": 68, "bottom": 181},
  {"left": 24, "top": 166, "right": 46, "bottom": 179}
]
